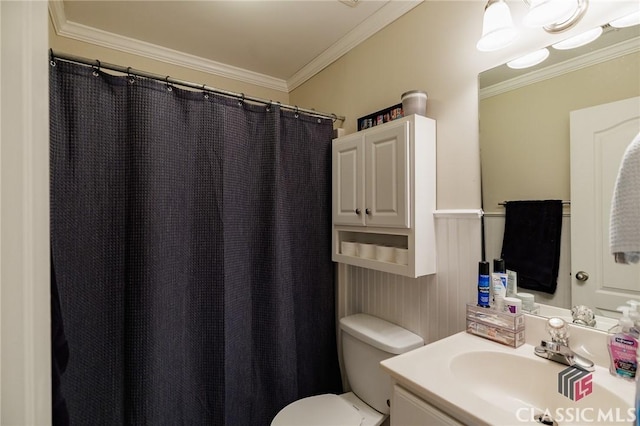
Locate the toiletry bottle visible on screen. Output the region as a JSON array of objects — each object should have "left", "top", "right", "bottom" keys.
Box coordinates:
[
  {"left": 492, "top": 259, "right": 507, "bottom": 311},
  {"left": 506, "top": 268, "right": 518, "bottom": 297},
  {"left": 609, "top": 306, "right": 639, "bottom": 380},
  {"left": 627, "top": 300, "right": 640, "bottom": 338},
  {"left": 477, "top": 261, "right": 490, "bottom": 308},
  {"left": 636, "top": 345, "right": 640, "bottom": 426}
]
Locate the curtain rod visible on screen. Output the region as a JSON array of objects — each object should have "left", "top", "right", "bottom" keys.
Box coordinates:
[{"left": 50, "top": 50, "right": 345, "bottom": 123}]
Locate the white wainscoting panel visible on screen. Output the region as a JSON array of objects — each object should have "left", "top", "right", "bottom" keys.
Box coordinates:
[
  {"left": 483, "top": 213, "right": 572, "bottom": 310},
  {"left": 337, "top": 210, "right": 482, "bottom": 346}
]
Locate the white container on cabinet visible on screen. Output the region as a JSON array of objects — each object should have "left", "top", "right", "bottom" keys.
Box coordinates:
[{"left": 331, "top": 114, "right": 436, "bottom": 278}]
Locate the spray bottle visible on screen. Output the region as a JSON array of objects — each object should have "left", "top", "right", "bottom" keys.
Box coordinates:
[{"left": 477, "top": 261, "right": 490, "bottom": 308}]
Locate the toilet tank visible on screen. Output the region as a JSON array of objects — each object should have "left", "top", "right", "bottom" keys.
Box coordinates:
[{"left": 339, "top": 313, "right": 424, "bottom": 414}]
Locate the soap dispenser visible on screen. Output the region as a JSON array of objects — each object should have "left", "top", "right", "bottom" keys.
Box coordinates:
[
  {"left": 627, "top": 300, "right": 640, "bottom": 338},
  {"left": 608, "top": 306, "right": 639, "bottom": 380}
]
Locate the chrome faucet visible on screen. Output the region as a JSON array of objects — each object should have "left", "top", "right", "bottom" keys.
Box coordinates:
[{"left": 534, "top": 317, "right": 595, "bottom": 372}]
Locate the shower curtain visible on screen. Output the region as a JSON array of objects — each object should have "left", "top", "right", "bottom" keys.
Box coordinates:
[{"left": 49, "top": 60, "right": 342, "bottom": 425}]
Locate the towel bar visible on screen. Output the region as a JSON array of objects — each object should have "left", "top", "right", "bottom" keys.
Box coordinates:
[{"left": 498, "top": 201, "right": 570, "bottom": 206}]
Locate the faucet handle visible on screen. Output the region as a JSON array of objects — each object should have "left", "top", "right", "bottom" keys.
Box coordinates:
[{"left": 546, "top": 317, "right": 569, "bottom": 345}]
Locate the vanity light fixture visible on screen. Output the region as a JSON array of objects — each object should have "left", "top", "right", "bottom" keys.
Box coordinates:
[
  {"left": 476, "top": 0, "right": 519, "bottom": 52},
  {"left": 507, "top": 47, "right": 550, "bottom": 69},
  {"left": 524, "top": 0, "right": 589, "bottom": 33},
  {"left": 610, "top": 10, "right": 640, "bottom": 29},
  {"left": 522, "top": 0, "right": 577, "bottom": 28},
  {"left": 551, "top": 26, "right": 603, "bottom": 50},
  {"left": 477, "top": 0, "right": 589, "bottom": 52}
]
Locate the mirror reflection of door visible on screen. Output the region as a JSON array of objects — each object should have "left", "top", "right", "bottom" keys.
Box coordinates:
[{"left": 570, "top": 96, "right": 640, "bottom": 316}]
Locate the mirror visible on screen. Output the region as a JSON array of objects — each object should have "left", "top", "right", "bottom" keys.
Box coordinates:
[{"left": 479, "top": 23, "right": 640, "bottom": 330}]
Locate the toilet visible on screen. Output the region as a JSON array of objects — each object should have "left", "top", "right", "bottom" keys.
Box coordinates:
[{"left": 271, "top": 313, "right": 424, "bottom": 426}]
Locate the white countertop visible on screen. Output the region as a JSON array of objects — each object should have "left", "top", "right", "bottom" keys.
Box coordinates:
[{"left": 380, "top": 331, "right": 635, "bottom": 426}]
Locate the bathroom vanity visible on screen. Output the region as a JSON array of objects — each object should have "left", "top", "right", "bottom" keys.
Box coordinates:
[
  {"left": 331, "top": 114, "right": 436, "bottom": 278},
  {"left": 381, "top": 314, "right": 634, "bottom": 425}
]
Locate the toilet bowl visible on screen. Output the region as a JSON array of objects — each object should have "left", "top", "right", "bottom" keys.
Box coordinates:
[
  {"left": 271, "top": 392, "right": 385, "bottom": 426},
  {"left": 271, "top": 313, "right": 423, "bottom": 426}
]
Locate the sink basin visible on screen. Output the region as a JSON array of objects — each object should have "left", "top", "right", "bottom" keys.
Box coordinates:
[
  {"left": 381, "top": 331, "right": 634, "bottom": 425},
  {"left": 451, "top": 351, "right": 630, "bottom": 424}
]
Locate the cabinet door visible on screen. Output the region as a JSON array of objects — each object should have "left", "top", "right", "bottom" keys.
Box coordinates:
[
  {"left": 392, "top": 385, "right": 463, "bottom": 426},
  {"left": 332, "top": 135, "right": 365, "bottom": 226},
  {"left": 365, "top": 121, "right": 409, "bottom": 228}
]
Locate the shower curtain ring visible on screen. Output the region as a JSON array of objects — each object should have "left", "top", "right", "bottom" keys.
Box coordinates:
[
  {"left": 49, "top": 49, "right": 56, "bottom": 67},
  {"left": 266, "top": 100, "right": 272, "bottom": 112},
  {"left": 238, "top": 93, "right": 244, "bottom": 107},
  {"left": 294, "top": 106, "right": 299, "bottom": 118},
  {"left": 127, "top": 67, "right": 135, "bottom": 84},
  {"left": 202, "top": 84, "right": 209, "bottom": 99},
  {"left": 92, "top": 60, "right": 100, "bottom": 77},
  {"left": 165, "top": 76, "right": 173, "bottom": 92}
]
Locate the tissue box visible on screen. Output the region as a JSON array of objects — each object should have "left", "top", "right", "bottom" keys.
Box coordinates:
[{"left": 466, "top": 303, "right": 525, "bottom": 348}]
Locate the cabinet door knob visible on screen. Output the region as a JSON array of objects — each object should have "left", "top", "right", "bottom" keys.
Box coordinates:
[
  {"left": 355, "top": 208, "right": 361, "bottom": 215},
  {"left": 365, "top": 208, "right": 371, "bottom": 215}
]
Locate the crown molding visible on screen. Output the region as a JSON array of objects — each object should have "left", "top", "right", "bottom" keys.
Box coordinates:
[
  {"left": 480, "top": 36, "right": 640, "bottom": 100},
  {"left": 48, "top": 1, "right": 289, "bottom": 92},
  {"left": 287, "top": 0, "right": 423, "bottom": 91},
  {"left": 49, "top": 0, "right": 422, "bottom": 93}
]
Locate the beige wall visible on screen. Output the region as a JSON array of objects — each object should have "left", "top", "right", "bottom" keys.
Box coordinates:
[
  {"left": 287, "top": 1, "right": 638, "bottom": 345},
  {"left": 481, "top": 52, "right": 640, "bottom": 213},
  {"left": 289, "top": 0, "right": 638, "bottom": 210},
  {"left": 290, "top": 1, "right": 486, "bottom": 210},
  {"left": 48, "top": 17, "right": 290, "bottom": 104}
]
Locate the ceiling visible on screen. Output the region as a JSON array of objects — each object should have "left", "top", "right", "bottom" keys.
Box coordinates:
[{"left": 50, "top": 0, "right": 422, "bottom": 92}]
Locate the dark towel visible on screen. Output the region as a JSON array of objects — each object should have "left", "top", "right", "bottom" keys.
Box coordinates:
[{"left": 501, "top": 200, "right": 563, "bottom": 294}]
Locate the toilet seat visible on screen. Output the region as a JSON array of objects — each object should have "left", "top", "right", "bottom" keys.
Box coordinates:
[{"left": 271, "top": 394, "right": 363, "bottom": 426}]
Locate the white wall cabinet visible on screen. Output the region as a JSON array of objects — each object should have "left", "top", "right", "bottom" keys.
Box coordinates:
[
  {"left": 391, "top": 385, "right": 463, "bottom": 426},
  {"left": 333, "top": 122, "right": 408, "bottom": 228},
  {"left": 331, "top": 114, "right": 436, "bottom": 278}
]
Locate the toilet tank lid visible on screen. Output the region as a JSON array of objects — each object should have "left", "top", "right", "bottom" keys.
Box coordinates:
[{"left": 339, "top": 313, "right": 424, "bottom": 355}]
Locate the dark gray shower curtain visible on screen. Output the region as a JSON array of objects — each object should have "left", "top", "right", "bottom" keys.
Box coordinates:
[{"left": 49, "top": 60, "right": 341, "bottom": 425}]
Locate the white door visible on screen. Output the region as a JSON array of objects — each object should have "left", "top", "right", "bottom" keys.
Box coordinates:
[
  {"left": 570, "top": 96, "right": 640, "bottom": 316},
  {"left": 364, "top": 121, "right": 410, "bottom": 228},
  {"left": 332, "top": 134, "right": 365, "bottom": 226}
]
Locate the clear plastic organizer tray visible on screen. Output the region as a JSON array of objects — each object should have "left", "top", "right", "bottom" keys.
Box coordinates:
[
  {"left": 466, "top": 319, "right": 525, "bottom": 348},
  {"left": 466, "top": 303, "right": 525, "bottom": 331}
]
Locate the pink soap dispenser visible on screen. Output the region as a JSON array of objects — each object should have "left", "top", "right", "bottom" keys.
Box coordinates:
[{"left": 609, "top": 306, "right": 639, "bottom": 380}]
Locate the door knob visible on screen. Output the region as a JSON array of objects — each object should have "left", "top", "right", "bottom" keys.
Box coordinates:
[
  {"left": 575, "top": 271, "right": 589, "bottom": 282},
  {"left": 365, "top": 208, "right": 371, "bottom": 215},
  {"left": 355, "top": 208, "right": 361, "bottom": 215}
]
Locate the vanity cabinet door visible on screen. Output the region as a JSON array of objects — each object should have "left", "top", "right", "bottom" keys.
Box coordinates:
[
  {"left": 392, "top": 385, "right": 463, "bottom": 426},
  {"left": 364, "top": 121, "right": 409, "bottom": 228},
  {"left": 332, "top": 134, "right": 365, "bottom": 226}
]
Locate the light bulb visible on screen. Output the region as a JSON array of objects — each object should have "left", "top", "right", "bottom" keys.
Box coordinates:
[
  {"left": 552, "top": 26, "right": 603, "bottom": 50},
  {"left": 610, "top": 11, "right": 640, "bottom": 28},
  {"left": 523, "top": 0, "right": 576, "bottom": 28},
  {"left": 477, "top": 0, "right": 518, "bottom": 52},
  {"left": 507, "top": 48, "right": 550, "bottom": 69}
]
